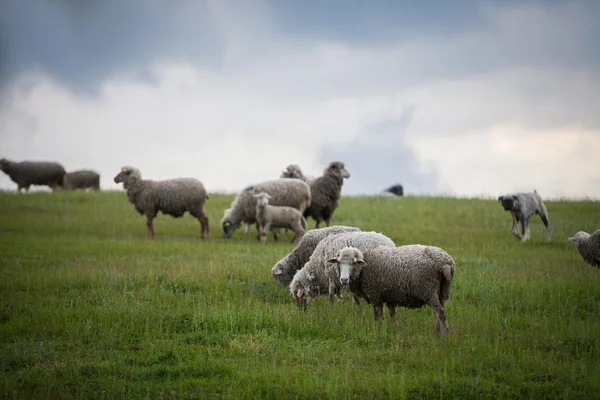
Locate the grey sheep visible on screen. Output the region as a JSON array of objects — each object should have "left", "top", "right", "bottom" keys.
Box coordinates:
[
  {"left": 221, "top": 178, "right": 311, "bottom": 240},
  {"left": 280, "top": 164, "right": 314, "bottom": 182},
  {"left": 271, "top": 225, "right": 362, "bottom": 287},
  {"left": 568, "top": 230, "right": 600, "bottom": 268},
  {"left": 114, "top": 166, "right": 210, "bottom": 239},
  {"left": 62, "top": 169, "right": 101, "bottom": 190},
  {"left": 303, "top": 161, "right": 351, "bottom": 228},
  {"left": 327, "top": 244, "right": 455, "bottom": 337},
  {"left": 290, "top": 231, "right": 395, "bottom": 310},
  {"left": 253, "top": 191, "right": 308, "bottom": 245},
  {"left": 498, "top": 190, "right": 551, "bottom": 241},
  {"left": 0, "top": 158, "right": 66, "bottom": 192}
]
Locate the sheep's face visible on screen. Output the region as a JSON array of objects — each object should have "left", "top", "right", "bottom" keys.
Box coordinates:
[
  {"left": 568, "top": 231, "right": 589, "bottom": 243},
  {"left": 327, "top": 246, "right": 366, "bottom": 286},
  {"left": 221, "top": 219, "right": 240, "bottom": 238},
  {"left": 292, "top": 282, "right": 313, "bottom": 311},
  {"left": 271, "top": 262, "right": 285, "bottom": 286},
  {"left": 498, "top": 195, "right": 518, "bottom": 211},
  {"left": 253, "top": 192, "right": 271, "bottom": 208},
  {"left": 327, "top": 161, "right": 351, "bottom": 179},
  {"left": 114, "top": 167, "right": 137, "bottom": 184},
  {"left": 0, "top": 158, "right": 9, "bottom": 173}
]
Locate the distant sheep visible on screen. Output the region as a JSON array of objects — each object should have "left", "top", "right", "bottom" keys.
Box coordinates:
[
  {"left": 498, "top": 190, "right": 551, "bottom": 241},
  {"left": 0, "top": 158, "right": 66, "bottom": 192},
  {"left": 114, "top": 166, "right": 210, "bottom": 239},
  {"left": 383, "top": 184, "right": 404, "bottom": 197},
  {"left": 280, "top": 164, "right": 314, "bottom": 182},
  {"left": 303, "top": 161, "right": 351, "bottom": 228},
  {"left": 271, "top": 225, "right": 361, "bottom": 286},
  {"left": 568, "top": 230, "right": 600, "bottom": 268},
  {"left": 253, "top": 191, "right": 307, "bottom": 245},
  {"left": 327, "top": 244, "right": 455, "bottom": 337},
  {"left": 62, "top": 170, "right": 100, "bottom": 190},
  {"left": 290, "top": 231, "right": 395, "bottom": 310},
  {"left": 221, "top": 178, "right": 311, "bottom": 240}
]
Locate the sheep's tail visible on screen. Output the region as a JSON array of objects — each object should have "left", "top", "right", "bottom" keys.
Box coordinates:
[{"left": 439, "top": 262, "right": 455, "bottom": 302}]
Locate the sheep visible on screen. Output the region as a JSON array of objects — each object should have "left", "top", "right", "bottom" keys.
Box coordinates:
[
  {"left": 326, "top": 244, "right": 455, "bottom": 337},
  {"left": 253, "top": 191, "right": 307, "bottom": 245},
  {"left": 221, "top": 178, "right": 311, "bottom": 240},
  {"left": 498, "top": 190, "right": 551, "bottom": 241},
  {"left": 290, "top": 231, "right": 395, "bottom": 311},
  {"left": 383, "top": 184, "right": 404, "bottom": 197},
  {"left": 113, "top": 166, "right": 210, "bottom": 239},
  {"left": 303, "top": 161, "right": 351, "bottom": 229},
  {"left": 271, "top": 225, "right": 362, "bottom": 287},
  {"left": 62, "top": 169, "right": 101, "bottom": 191},
  {"left": 280, "top": 164, "right": 313, "bottom": 182},
  {"left": 0, "top": 158, "right": 66, "bottom": 192},
  {"left": 568, "top": 230, "right": 600, "bottom": 268}
]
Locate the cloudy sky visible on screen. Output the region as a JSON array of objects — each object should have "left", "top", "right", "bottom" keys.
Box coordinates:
[{"left": 1, "top": 0, "right": 599, "bottom": 198}]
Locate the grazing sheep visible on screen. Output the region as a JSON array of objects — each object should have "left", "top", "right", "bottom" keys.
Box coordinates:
[
  {"left": 383, "top": 184, "right": 404, "bottom": 197},
  {"left": 0, "top": 158, "right": 66, "bottom": 192},
  {"left": 114, "top": 166, "right": 210, "bottom": 239},
  {"left": 271, "top": 225, "right": 361, "bottom": 286},
  {"left": 327, "top": 244, "right": 455, "bottom": 337},
  {"left": 62, "top": 169, "right": 101, "bottom": 190},
  {"left": 568, "top": 230, "right": 600, "bottom": 268},
  {"left": 303, "top": 161, "right": 351, "bottom": 229},
  {"left": 253, "top": 191, "right": 308, "bottom": 245},
  {"left": 290, "top": 231, "right": 395, "bottom": 310},
  {"left": 221, "top": 178, "right": 311, "bottom": 240},
  {"left": 498, "top": 190, "right": 551, "bottom": 241}
]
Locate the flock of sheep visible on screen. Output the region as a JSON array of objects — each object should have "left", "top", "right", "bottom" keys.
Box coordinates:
[{"left": 1, "top": 157, "right": 598, "bottom": 337}]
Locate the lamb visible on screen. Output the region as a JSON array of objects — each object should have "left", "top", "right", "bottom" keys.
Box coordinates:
[
  {"left": 0, "top": 158, "right": 66, "bottom": 192},
  {"left": 221, "top": 178, "right": 311, "bottom": 240},
  {"left": 327, "top": 244, "right": 455, "bottom": 337},
  {"left": 498, "top": 190, "right": 551, "bottom": 241},
  {"left": 113, "top": 166, "right": 210, "bottom": 239},
  {"left": 253, "top": 191, "right": 308, "bottom": 245},
  {"left": 271, "top": 225, "right": 361, "bottom": 287},
  {"left": 568, "top": 230, "right": 600, "bottom": 268},
  {"left": 303, "top": 161, "right": 351, "bottom": 228},
  {"left": 62, "top": 169, "right": 101, "bottom": 190},
  {"left": 290, "top": 231, "right": 395, "bottom": 311}
]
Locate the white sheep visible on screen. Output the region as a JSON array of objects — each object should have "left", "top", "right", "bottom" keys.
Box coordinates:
[
  {"left": 568, "top": 230, "right": 600, "bottom": 268},
  {"left": 326, "top": 244, "right": 455, "bottom": 337},
  {"left": 289, "top": 231, "right": 395, "bottom": 310},
  {"left": 253, "top": 191, "right": 307, "bottom": 245},
  {"left": 271, "top": 225, "right": 361, "bottom": 287}
]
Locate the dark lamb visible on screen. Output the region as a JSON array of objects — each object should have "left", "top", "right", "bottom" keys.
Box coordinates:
[
  {"left": 63, "top": 170, "right": 101, "bottom": 190},
  {"left": 303, "top": 161, "right": 350, "bottom": 228},
  {"left": 0, "top": 158, "right": 66, "bottom": 192}
]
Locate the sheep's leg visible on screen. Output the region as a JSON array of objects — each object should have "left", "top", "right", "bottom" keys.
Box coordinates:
[
  {"left": 328, "top": 283, "right": 337, "bottom": 307},
  {"left": 146, "top": 215, "right": 156, "bottom": 239},
  {"left": 510, "top": 212, "right": 521, "bottom": 239},
  {"left": 260, "top": 223, "right": 270, "bottom": 245},
  {"left": 430, "top": 296, "right": 449, "bottom": 338},
  {"left": 387, "top": 304, "right": 396, "bottom": 319},
  {"left": 199, "top": 215, "right": 210, "bottom": 239},
  {"left": 373, "top": 304, "right": 384, "bottom": 322},
  {"left": 351, "top": 294, "right": 361, "bottom": 306},
  {"left": 324, "top": 217, "right": 332, "bottom": 227},
  {"left": 521, "top": 217, "right": 531, "bottom": 241}
]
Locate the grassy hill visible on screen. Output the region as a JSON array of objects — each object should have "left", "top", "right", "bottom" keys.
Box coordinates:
[{"left": 0, "top": 190, "right": 599, "bottom": 399}]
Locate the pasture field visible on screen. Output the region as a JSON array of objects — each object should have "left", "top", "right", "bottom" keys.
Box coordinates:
[{"left": 0, "top": 190, "right": 599, "bottom": 399}]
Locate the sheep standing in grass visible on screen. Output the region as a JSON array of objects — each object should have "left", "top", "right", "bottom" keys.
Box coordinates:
[
  {"left": 303, "top": 161, "right": 351, "bottom": 229},
  {"left": 498, "top": 190, "right": 551, "bottom": 241},
  {"left": 114, "top": 166, "right": 210, "bottom": 239},
  {"left": 290, "top": 231, "right": 394, "bottom": 310},
  {"left": 568, "top": 230, "right": 600, "bottom": 268},
  {"left": 0, "top": 158, "right": 66, "bottom": 192},
  {"left": 221, "top": 179, "right": 311, "bottom": 240},
  {"left": 253, "top": 191, "right": 307, "bottom": 245},
  {"left": 271, "top": 225, "right": 361, "bottom": 286},
  {"left": 62, "top": 170, "right": 101, "bottom": 191},
  {"left": 327, "top": 244, "right": 455, "bottom": 337}
]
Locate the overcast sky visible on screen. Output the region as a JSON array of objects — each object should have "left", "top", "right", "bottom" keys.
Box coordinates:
[{"left": 1, "top": 0, "right": 599, "bottom": 198}]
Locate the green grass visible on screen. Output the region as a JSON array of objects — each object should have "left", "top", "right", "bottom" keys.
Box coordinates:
[{"left": 0, "top": 190, "right": 599, "bottom": 399}]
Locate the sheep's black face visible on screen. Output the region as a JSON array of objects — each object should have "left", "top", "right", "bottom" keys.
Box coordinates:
[
  {"left": 222, "top": 220, "right": 237, "bottom": 238},
  {"left": 114, "top": 168, "right": 131, "bottom": 184},
  {"left": 0, "top": 159, "right": 9, "bottom": 173},
  {"left": 498, "top": 196, "right": 517, "bottom": 211},
  {"left": 328, "top": 161, "right": 351, "bottom": 179}
]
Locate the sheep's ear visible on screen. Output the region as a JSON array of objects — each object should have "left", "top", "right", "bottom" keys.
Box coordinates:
[
  {"left": 223, "top": 221, "right": 231, "bottom": 226},
  {"left": 291, "top": 170, "right": 297, "bottom": 176},
  {"left": 326, "top": 256, "right": 338, "bottom": 264},
  {"left": 274, "top": 269, "right": 283, "bottom": 276},
  {"left": 512, "top": 195, "right": 518, "bottom": 200},
  {"left": 121, "top": 167, "right": 128, "bottom": 173},
  {"left": 357, "top": 260, "right": 367, "bottom": 266}
]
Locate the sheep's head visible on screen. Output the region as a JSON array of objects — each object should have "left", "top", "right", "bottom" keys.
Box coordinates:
[
  {"left": 221, "top": 212, "right": 241, "bottom": 239},
  {"left": 0, "top": 158, "right": 10, "bottom": 172},
  {"left": 327, "top": 246, "right": 366, "bottom": 286},
  {"left": 568, "top": 231, "right": 589, "bottom": 243},
  {"left": 114, "top": 166, "right": 141, "bottom": 184},
  {"left": 253, "top": 191, "right": 271, "bottom": 207},
  {"left": 281, "top": 164, "right": 304, "bottom": 180},
  {"left": 326, "top": 161, "right": 350, "bottom": 179},
  {"left": 271, "top": 261, "right": 285, "bottom": 286},
  {"left": 498, "top": 195, "right": 518, "bottom": 211},
  {"left": 291, "top": 280, "right": 313, "bottom": 311}
]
